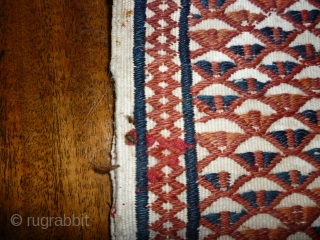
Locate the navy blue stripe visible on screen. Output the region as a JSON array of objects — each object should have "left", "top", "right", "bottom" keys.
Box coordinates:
[
  {"left": 133, "top": 0, "right": 149, "bottom": 239},
  {"left": 179, "top": 0, "right": 200, "bottom": 239}
]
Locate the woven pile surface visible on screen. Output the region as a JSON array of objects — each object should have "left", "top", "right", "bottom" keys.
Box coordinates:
[{"left": 111, "top": 0, "right": 320, "bottom": 239}]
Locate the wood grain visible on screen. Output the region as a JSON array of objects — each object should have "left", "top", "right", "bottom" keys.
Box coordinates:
[{"left": 0, "top": 0, "right": 114, "bottom": 239}]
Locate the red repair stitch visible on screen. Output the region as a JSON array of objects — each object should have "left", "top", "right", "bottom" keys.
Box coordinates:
[
  {"left": 158, "top": 138, "right": 170, "bottom": 148},
  {"left": 169, "top": 157, "right": 180, "bottom": 166},
  {"left": 174, "top": 138, "right": 194, "bottom": 150},
  {"left": 146, "top": 134, "right": 156, "bottom": 147},
  {"left": 125, "top": 129, "right": 137, "bottom": 145},
  {"left": 147, "top": 170, "right": 159, "bottom": 184},
  {"left": 111, "top": 206, "right": 116, "bottom": 218}
]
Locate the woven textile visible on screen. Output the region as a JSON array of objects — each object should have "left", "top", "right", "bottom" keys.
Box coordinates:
[{"left": 111, "top": 0, "right": 320, "bottom": 239}]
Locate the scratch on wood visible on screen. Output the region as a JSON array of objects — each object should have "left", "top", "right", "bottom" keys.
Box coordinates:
[{"left": 81, "top": 88, "right": 108, "bottom": 128}]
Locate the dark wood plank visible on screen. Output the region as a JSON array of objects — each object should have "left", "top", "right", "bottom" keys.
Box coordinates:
[{"left": 0, "top": 0, "right": 113, "bottom": 239}]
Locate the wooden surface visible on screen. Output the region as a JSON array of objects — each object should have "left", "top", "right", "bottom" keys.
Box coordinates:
[{"left": 0, "top": 0, "right": 114, "bottom": 239}]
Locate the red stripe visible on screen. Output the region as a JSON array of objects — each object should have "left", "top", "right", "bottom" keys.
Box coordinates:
[
  {"left": 276, "top": 62, "right": 286, "bottom": 76},
  {"left": 301, "top": 10, "right": 310, "bottom": 24},
  {"left": 243, "top": 45, "right": 253, "bottom": 60},
  {"left": 273, "top": 27, "right": 282, "bottom": 43},
  {"left": 305, "top": 44, "right": 314, "bottom": 58},
  {"left": 247, "top": 78, "right": 256, "bottom": 93},
  {"left": 256, "top": 190, "right": 266, "bottom": 207},
  {"left": 214, "top": 95, "right": 224, "bottom": 111}
]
